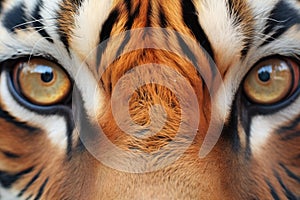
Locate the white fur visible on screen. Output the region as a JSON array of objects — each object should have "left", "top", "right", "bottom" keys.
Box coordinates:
[
  {"left": 71, "top": 0, "right": 114, "bottom": 61},
  {"left": 250, "top": 96, "right": 300, "bottom": 154},
  {"left": 196, "top": 0, "right": 244, "bottom": 67},
  {"left": 0, "top": 187, "right": 22, "bottom": 200},
  {"left": 71, "top": 56, "right": 104, "bottom": 121}
]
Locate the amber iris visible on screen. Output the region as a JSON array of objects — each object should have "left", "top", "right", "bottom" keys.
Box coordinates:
[
  {"left": 14, "top": 58, "right": 71, "bottom": 106},
  {"left": 244, "top": 58, "right": 299, "bottom": 105}
]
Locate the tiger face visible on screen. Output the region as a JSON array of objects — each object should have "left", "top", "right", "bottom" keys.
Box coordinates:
[{"left": 0, "top": 0, "right": 299, "bottom": 199}]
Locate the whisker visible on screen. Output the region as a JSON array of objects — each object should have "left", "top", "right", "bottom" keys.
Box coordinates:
[
  {"left": 13, "top": 18, "right": 57, "bottom": 30},
  {"left": 258, "top": 17, "right": 290, "bottom": 24},
  {"left": 25, "top": 26, "right": 53, "bottom": 40}
]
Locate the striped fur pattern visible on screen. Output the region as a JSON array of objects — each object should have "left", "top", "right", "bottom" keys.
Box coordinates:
[{"left": 0, "top": 0, "right": 300, "bottom": 199}]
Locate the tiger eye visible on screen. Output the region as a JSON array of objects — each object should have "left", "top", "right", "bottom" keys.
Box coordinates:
[
  {"left": 243, "top": 58, "right": 299, "bottom": 105},
  {"left": 14, "top": 58, "right": 71, "bottom": 106}
]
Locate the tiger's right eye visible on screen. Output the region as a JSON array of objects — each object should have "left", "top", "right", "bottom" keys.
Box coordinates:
[{"left": 13, "top": 58, "right": 72, "bottom": 106}]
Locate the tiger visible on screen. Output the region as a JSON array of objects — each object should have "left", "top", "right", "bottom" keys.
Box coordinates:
[{"left": 0, "top": 0, "right": 299, "bottom": 199}]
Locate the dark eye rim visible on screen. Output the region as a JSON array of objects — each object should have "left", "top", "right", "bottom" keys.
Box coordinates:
[
  {"left": 242, "top": 55, "right": 300, "bottom": 115},
  {"left": 2, "top": 56, "right": 73, "bottom": 110}
]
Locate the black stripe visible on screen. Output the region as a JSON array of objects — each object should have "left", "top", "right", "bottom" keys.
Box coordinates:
[
  {"left": 280, "top": 163, "right": 300, "bottom": 184},
  {"left": 146, "top": 0, "right": 152, "bottom": 27},
  {"left": 261, "top": 0, "right": 300, "bottom": 46},
  {"left": 1, "top": 150, "right": 21, "bottom": 159},
  {"left": 66, "top": 112, "right": 74, "bottom": 159},
  {"left": 2, "top": 2, "right": 27, "bottom": 31},
  {"left": 125, "top": 1, "right": 141, "bottom": 30},
  {"left": 175, "top": 32, "right": 198, "bottom": 71},
  {"left": 124, "top": 0, "right": 132, "bottom": 16},
  {"left": 99, "top": 9, "right": 120, "bottom": 43},
  {"left": 0, "top": 0, "right": 3, "bottom": 13},
  {"left": 97, "top": 9, "right": 120, "bottom": 69},
  {"left": 115, "top": 31, "right": 131, "bottom": 60},
  {"left": 31, "top": 0, "right": 54, "bottom": 43},
  {"left": 159, "top": 7, "right": 167, "bottom": 28},
  {"left": 181, "top": 0, "right": 214, "bottom": 60},
  {"left": 277, "top": 113, "right": 300, "bottom": 142},
  {"left": 239, "top": 94, "right": 253, "bottom": 159},
  {"left": 0, "top": 167, "right": 34, "bottom": 188},
  {"left": 222, "top": 90, "right": 254, "bottom": 158},
  {"left": 18, "top": 170, "right": 42, "bottom": 197},
  {"left": 115, "top": 2, "right": 141, "bottom": 58},
  {"left": 25, "top": 194, "right": 33, "bottom": 200},
  {"left": 275, "top": 171, "right": 298, "bottom": 200},
  {"left": 175, "top": 30, "right": 218, "bottom": 95},
  {"left": 73, "top": 86, "right": 103, "bottom": 152},
  {"left": 0, "top": 107, "right": 38, "bottom": 132},
  {"left": 222, "top": 95, "right": 241, "bottom": 153},
  {"left": 97, "top": 1, "right": 141, "bottom": 70},
  {"left": 57, "top": 27, "right": 70, "bottom": 54},
  {"left": 278, "top": 115, "right": 300, "bottom": 132},
  {"left": 241, "top": 38, "right": 252, "bottom": 57},
  {"left": 281, "top": 131, "right": 300, "bottom": 141},
  {"left": 266, "top": 179, "right": 281, "bottom": 200},
  {"left": 231, "top": 92, "right": 254, "bottom": 158},
  {"left": 73, "top": 0, "right": 84, "bottom": 8},
  {"left": 33, "top": 178, "right": 49, "bottom": 200}
]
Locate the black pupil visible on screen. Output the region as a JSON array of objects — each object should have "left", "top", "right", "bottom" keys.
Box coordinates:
[
  {"left": 41, "top": 71, "right": 54, "bottom": 83},
  {"left": 258, "top": 68, "right": 271, "bottom": 83}
]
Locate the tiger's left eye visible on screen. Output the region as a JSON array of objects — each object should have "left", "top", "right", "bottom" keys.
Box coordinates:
[
  {"left": 13, "top": 58, "right": 71, "bottom": 106},
  {"left": 243, "top": 58, "right": 299, "bottom": 105}
]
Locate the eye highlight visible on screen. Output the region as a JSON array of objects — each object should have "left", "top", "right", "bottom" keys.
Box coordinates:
[
  {"left": 13, "top": 58, "right": 71, "bottom": 106},
  {"left": 243, "top": 58, "right": 299, "bottom": 105}
]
